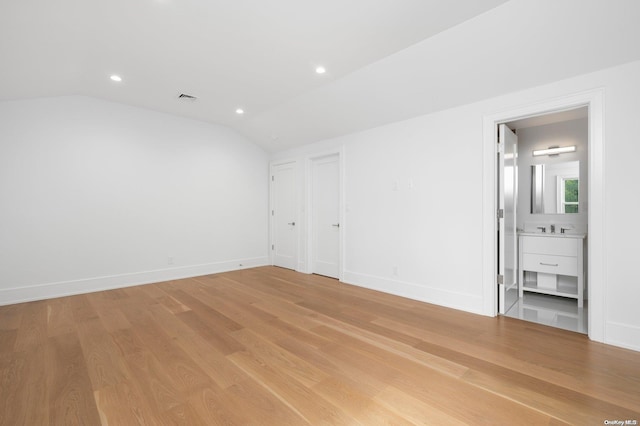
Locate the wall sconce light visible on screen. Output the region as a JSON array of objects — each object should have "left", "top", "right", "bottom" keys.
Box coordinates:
[{"left": 532, "top": 145, "right": 576, "bottom": 156}]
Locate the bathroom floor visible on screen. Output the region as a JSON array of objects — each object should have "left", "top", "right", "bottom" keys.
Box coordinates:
[{"left": 504, "top": 293, "right": 588, "bottom": 334}]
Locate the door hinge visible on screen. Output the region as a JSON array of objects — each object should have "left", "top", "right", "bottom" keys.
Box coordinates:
[
  {"left": 497, "top": 209, "right": 504, "bottom": 219},
  {"left": 271, "top": 210, "right": 274, "bottom": 216},
  {"left": 271, "top": 244, "right": 274, "bottom": 250},
  {"left": 497, "top": 274, "right": 504, "bottom": 285},
  {"left": 271, "top": 176, "right": 274, "bottom": 181}
]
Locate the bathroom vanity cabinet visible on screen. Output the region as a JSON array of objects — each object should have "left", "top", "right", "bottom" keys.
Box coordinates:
[{"left": 518, "top": 233, "right": 586, "bottom": 307}]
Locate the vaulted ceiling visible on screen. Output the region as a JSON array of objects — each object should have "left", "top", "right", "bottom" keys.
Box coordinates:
[{"left": 1, "top": 0, "right": 639, "bottom": 152}]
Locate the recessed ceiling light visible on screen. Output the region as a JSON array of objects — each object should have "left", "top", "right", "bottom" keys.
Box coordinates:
[
  {"left": 110, "top": 75, "right": 122, "bottom": 82},
  {"left": 236, "top": 108, "right": 244, "bottom": 115},
  {"left": 315, "top": 66, "right": 326, "bottom": 74}
]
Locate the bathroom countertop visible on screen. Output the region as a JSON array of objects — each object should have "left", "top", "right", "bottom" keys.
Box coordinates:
[{"left": 518, "top": 231, "right": 586, "bottom": 239}]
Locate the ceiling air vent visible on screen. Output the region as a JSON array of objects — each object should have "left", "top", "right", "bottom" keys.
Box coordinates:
[{"left": 178, "top": 93, "right": 197, "bottom": 101}]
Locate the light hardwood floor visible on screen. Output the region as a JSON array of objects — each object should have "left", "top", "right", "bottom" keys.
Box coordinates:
[{"left": 1, "top": 266, "right": 639, "bottom": 425}]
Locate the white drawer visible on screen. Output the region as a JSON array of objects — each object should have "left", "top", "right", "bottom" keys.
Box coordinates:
[
  {"left": 522, "top": 236, "right": 577, "bottom": 257},
  {"left": 522, "top": 253, "right": 578, "bottom": 276}
]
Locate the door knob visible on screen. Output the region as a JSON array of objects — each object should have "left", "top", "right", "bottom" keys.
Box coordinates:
[
  {"left": 288, "top": 222, "right": 296, "bottom": 226},
  {"left": 332, "top": 223, "right": 340, "bottom": 227}
]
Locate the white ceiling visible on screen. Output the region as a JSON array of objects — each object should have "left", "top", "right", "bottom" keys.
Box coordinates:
[
  {"left": 1, "top": 0, "right": 639, "bottom": 152},
  {"left": 507, "top": 107, "right": 588, "bottom": 131}
]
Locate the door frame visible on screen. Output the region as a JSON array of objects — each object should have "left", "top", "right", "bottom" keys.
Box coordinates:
[
  {"left": 482, "top": 88, "right": 605, "bottom": 342},
  {"left": 305, "top": 148, "right": 345, "bottom": 281},
  {"left": 269, "top": 159, "right": 298, "bottom": 269}
]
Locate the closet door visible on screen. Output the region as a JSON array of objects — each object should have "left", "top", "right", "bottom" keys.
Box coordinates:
[
  {"left": 272, "top": 162, "right": 297, "bottom": 270},
  {"left": 311, "top": 154, "right": 340, "bottom": 278}
]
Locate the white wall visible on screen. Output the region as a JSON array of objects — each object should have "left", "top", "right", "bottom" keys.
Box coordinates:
[
  {"left": 271, "top": 59, "right": 640, "bottom": 351},
  {"left": 515, "top": 118, "right": 588, "bottom": 233},
  {"left": 0, "top": 96, "right": 269, "bottom": 304}
]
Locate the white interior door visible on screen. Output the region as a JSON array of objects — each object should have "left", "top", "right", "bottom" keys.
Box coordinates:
[
  {"left": 498, "top": 124, "right": 518, "bottom": 314},
  {"left": 311, "top": 154, "right": 340, "bottom": 278},
  {"left": 272, "top": 162, "right": 297, "bottom": 270}
]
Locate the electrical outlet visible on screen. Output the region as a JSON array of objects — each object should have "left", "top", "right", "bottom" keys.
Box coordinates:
[{"left": 168, "top": 256, "right": 174, "bottom": 265}]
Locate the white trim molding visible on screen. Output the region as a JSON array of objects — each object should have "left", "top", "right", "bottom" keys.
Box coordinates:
[
  {"left": 343, "top": 270, "right": 484, "bottom": 315},
  {"left": 0, "top": 256, "right": 269, "bottom": 306},
  {"left": 605, "top": 322, "right": 640, "bottom": 352}
]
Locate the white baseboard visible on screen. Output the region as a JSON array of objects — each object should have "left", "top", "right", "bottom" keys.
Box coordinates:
[
  {"left": 296, "top": 261, "right": 309, "bottom": 274},
  {"left": 0, "top": 256, "right": 269, "bottom": 306},
  {"left": 341, "top": 270, "right": 484, "bottom": 315},
  {"left": 605, "top": 321, "right": 640, "bottom": 352}
]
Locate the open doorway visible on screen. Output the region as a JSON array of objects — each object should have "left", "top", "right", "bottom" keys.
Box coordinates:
[
  {"left": 498, "top": 108, "right": 589, "bottom": 333},
  {"left": 482, "top": 88, "right": 605, "bottom": 343}
]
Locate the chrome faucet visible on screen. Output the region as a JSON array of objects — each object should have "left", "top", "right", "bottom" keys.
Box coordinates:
[
  {"left": 537, "top": 226, "right": 546, "bottom": 233},
  {"left": 550, "top": 224, "right": 556, "bottom": 233},
  {"left": 561, "top": 227, "right": 571, "bottom": 234}
]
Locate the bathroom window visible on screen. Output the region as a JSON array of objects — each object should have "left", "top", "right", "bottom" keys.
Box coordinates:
[{"left": 560, "top": 177, "right": 579, "bottom": 213}]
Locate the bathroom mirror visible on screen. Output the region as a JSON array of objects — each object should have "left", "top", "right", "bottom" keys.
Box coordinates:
[{"left": 531, "top": 161, "right": 579, "bottom": 214}]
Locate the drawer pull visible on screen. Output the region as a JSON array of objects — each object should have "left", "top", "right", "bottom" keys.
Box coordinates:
[{"left": 539, "top": 262, "right": 558, "bottom": 267}]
